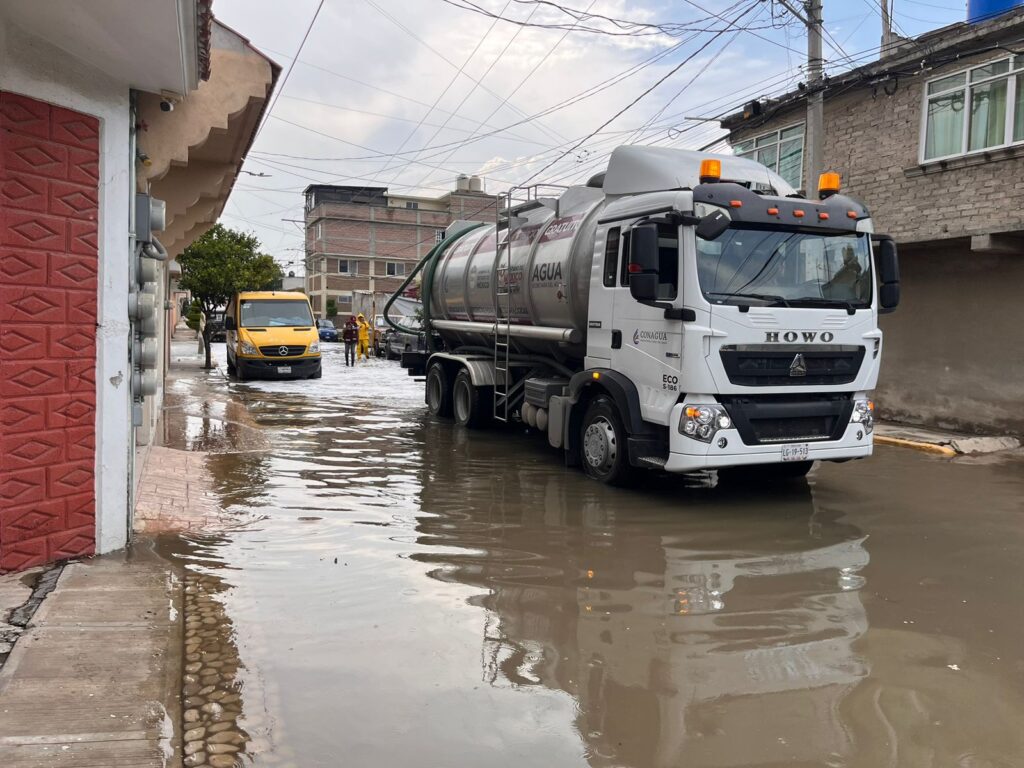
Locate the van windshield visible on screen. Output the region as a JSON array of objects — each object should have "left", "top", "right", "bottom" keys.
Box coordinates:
[
  {"left": 696, "top": 226, "right": 872, "bottom": 308},
  {"left": 240, "top": 299, "right": 313, "bottom": 327}
]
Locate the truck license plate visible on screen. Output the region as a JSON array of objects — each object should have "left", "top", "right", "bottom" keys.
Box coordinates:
[
  {"left": 278, "top": 366, "right": 291, "bottom": 374},
  {"left": 782, "top": 443, "right": 809, "bottom": 462}
]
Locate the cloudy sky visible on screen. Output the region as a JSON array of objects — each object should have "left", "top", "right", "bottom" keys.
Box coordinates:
[{"left": 213, "top": 0, "right": 966, "bottom": 274}]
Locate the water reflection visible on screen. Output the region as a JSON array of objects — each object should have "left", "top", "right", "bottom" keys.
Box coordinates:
[{"left": 412, "top": 420, "right": 870, "bottom": 767}]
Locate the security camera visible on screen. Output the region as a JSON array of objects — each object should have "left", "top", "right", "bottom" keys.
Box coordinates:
[{"left": 159, "top": 100, "right": 174, "bottom": 112}]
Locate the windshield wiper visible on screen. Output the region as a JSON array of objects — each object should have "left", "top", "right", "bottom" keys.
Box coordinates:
[
  {"left": 706, "top": 291, "right": 790, "bottom": 307},
  {"left": 791, "top": 296, "right": 859, "bottom": 315}
]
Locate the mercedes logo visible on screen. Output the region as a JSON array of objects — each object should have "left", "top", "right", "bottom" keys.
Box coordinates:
[{"left": 278, "top": 346, "right": 289, "bottom": 356}]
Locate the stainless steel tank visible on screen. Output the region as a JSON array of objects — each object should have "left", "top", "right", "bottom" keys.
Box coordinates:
[{"left": 428, "top": 187, "right": 605, "bottom": 360}]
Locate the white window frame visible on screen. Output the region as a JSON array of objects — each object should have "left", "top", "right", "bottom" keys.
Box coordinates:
[
  {"left": 385, "top": 261, "right": 405, "bottom": 277},
  {"left": 405, "top": 201, "right": 419, "bottom": 210},
  {"left": 920, "top": 56, "right": 1024, "bottom": 164},
  {"left": 315, "top": 222, "right": 322, "bottom": 239},
  {"left": 337, "top": 259, "right": 352, "bottom": 275},
  {"left": 732, "top": 123, "right": 805, "bottom": 190},
  {"left": 435, "top": 229, "right": 445, "bottom": 244}
]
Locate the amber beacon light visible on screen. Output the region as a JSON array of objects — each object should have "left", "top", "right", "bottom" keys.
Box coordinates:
[
  {"left": 699, "top": 158, "right": 721, "bottom": 184},
  {"left": 818, "top": 171, "right": 841, "bottom": 198}
]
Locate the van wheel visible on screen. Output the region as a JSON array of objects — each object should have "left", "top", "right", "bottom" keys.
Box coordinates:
[
  {"left": 453, "top": 369, "right": 491, "bottom": 429},
  {"left": 425, "top": 362, "right": 453, "bottom": 418},
  {"left": 226, "top": 358, "right": 236, "bottom": 377},
  {"left": 580, "top": 396, "right": 634, "bottom": 486}
]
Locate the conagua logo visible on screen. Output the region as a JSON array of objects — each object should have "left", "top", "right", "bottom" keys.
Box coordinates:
[
  {"left": 765, "top": 331, "right": 835, "bottom": 343},
  {"left": 633, "top": 329, "right": 669, "bottom": 345}
]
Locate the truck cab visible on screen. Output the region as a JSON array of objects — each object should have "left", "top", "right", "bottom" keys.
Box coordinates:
[{"left": 225, "top": 291, "right": 321, "bottom": 380}]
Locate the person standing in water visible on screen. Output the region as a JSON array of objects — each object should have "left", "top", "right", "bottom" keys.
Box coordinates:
[
  {"left": 342, "top": 315, "right": 358, "bottom": 367},
  {"left": 356, "top": 313, "right": 371, "bottom": 361}
]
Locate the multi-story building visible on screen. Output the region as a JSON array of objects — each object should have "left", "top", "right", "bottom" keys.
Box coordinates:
[
  {"left": 721, "top": 7, "right": 1024, "bottom": 434},
  {"left": 303, "top": 177, "right": 498, "bottom": 317}
]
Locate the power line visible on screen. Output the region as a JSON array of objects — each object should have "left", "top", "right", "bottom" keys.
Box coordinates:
[{"left": 253, "top": 0, "right": 327, "bottom": 142}]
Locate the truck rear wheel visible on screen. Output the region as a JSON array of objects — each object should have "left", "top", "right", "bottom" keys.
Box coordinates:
[
  {"left": 425, "top": 361, "right": 453, "bottom": 418},
  {"left": 453, "top": 369, "right": 490, "bottom": 429},
  {"left": 580, "top": 396, "right": 634, "bottom": 486}
]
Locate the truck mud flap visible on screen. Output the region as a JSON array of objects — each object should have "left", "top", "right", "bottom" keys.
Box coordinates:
[{"left": 401, "top": 351, "right": 428, "bottom": 376}]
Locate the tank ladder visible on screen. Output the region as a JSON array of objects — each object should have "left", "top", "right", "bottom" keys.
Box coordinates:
[{"left": 493, "top": 189, "right": 514, "bottom": 422}]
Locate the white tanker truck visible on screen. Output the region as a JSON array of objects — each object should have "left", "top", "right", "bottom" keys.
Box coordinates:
[{"left": 387, "top": 146, "right": 900, "bottom": 485}]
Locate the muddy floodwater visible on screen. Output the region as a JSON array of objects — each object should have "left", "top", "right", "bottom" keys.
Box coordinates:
[{"left": 157, "top": 344, "right": 1024, "bottom": 768}]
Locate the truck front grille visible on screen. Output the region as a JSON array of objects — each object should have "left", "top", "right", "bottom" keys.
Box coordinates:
[
  {"left": 259, "top": 345, "right": 307, "bottom": 357},
  {"left": 719, "top": 394, "right": 854, "bottom": 446},
  {"left": 719, "top": 345, "right": 864, "bottom": 387}
]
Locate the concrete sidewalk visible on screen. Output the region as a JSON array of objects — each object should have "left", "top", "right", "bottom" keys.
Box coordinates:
[
  {"left": 875, "top": 422, "right": 1021, "bottom": 457},
  {"left": 0, "top": 547, "right": 182, "bottom": 767}
]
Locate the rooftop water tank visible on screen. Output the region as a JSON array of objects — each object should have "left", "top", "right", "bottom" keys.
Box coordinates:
[
  {"left": 456, "top": 174, "right": 470, "bottom": 192},
  {"left": 968, "top": 0, "right": 1024, "bottom": 23},
  {"left": 468, "top": 175, "right": 483, "bottom": 193}
]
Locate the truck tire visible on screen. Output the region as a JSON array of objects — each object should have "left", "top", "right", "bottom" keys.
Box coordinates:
[
  {"left": 719, "top": 460, "right": 813, "bottom": 483},
  {"left": 452, "top": 369, "right": 490, "bottom": 429},
  {"left": 580, "top": 395, "right": 635, "bottom": 486},
  {"left": 425, "top": 361, "right": 453, "bottom": 418}
]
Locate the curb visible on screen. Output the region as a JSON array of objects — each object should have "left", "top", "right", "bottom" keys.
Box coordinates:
[{"left": 874, "top": 435, "right": 958, "bottom": 457}]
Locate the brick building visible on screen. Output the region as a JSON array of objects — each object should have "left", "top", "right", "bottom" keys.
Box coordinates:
[
  {"left": 303, "top": 178, "right": 498, "bottom": 317},
  {"left": 722, "top": 9, "right": 1024, "bottom": 434}
]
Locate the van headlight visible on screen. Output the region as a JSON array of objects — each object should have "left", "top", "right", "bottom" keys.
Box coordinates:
[
  {"left": 850, "top": 398, "right": 874, "bottom": 433},
  {"left": 308, "top": 340, "right": 320, "bottom": 353},
  {"left": 680, "top": 404, "right": 732, "bottom": 442},
  {"left": 239, "top": 340, "right": 258, "bottom": 356}
]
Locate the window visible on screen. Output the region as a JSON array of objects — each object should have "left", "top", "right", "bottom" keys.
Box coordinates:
[
  {"left": 338, "top": 259, "right": 352, "bottom": 274},
  {"left": 435, "top": 229, "right": 446, "bottom": 244},
  {"left": 405, "top": 201, "right": 419, "bottom": 210},
  {"left": 622, "top": 224, "right": 679, "bottom": 300},
  {"left": 315, "top": 222, "right": 322, "bottom": 239},
  {"left": 603, "top": 228, "right": 620, "bottom": 287},
  {"left": 733, "top": 124, "right": 804, "bottom": 189},
  {"left": 385, "top": 261, "right": 406, "bottom": 277},
  {"left": 923, "top": 57, "right": 1024, "bottom": 161},
  {"left": 240, "top": 299, "right": 313, "bottom": 328}
]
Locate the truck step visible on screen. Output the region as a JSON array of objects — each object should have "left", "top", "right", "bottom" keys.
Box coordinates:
[{"left": 637, "top": 456, "right": 667, "bottom": 468}]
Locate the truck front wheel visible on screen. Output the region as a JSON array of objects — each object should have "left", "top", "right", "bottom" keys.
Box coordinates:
[
  {"left": 453, "top": 369, "right": 490, "bottom": 429},
  {"left": 425, "top": 361, "right": 453, "bottom": 418},
  {"left": 580, "top": 396, "right": 634, "bottom": 486}
]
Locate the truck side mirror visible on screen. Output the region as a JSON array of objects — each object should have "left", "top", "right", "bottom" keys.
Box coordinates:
[
  {"left": 225, "top": 316, "right": 236, "bottom": 331},
  {"left": 875, "top": 237, "right": 900, "bottom": 313},
  {"left": 695, "top": 209, "right": 730, "bottom": 240},
  {"left": 628, "top": 223, "right": 659, "bottom": 303}
]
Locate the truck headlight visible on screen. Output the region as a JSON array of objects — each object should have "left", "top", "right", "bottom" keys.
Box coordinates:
[
  {"left": 680, "top": 404, "right": 732, "bottom": 443},
  {"left": 239, "top": 340, "right": 258, "bottom": 356},
  {"left": 308, "top": 340, "right": 320, "bottom": 353},
  {"left": 850, "top": 398, "right": 874, "bottom": 433}
]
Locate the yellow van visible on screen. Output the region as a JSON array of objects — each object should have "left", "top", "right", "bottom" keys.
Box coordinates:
[{"left": 224, "top": 291, "right": 321, "bottom": 380}]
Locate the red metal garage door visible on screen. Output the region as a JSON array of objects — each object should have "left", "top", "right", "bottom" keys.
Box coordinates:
[{"left": 0, "top": 91, "right": 99, "bottom": 572}]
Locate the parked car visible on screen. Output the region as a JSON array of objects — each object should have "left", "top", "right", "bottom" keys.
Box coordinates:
[
  {"left": 206, "top": 310, "right": 226, "bottom": 342},
  {"left": 385, "top": 319, "right": 426, "bottom": 360},
  {"left": 316, "top": 318, "right": 339, "bottom": 342}
]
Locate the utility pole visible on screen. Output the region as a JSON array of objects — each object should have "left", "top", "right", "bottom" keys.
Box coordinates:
[
  {"left": 880, "top": 0, "right": 893, "bottom": 55},
  {"left": 775, "top": 0, "right": 824, "bottom": 196}
]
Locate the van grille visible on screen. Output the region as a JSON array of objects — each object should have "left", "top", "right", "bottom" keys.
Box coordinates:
[{"left": 259, "top": 345, "right": 306, "bottom": 357}]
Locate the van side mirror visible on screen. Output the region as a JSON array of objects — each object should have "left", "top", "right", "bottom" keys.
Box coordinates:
[
  {"left": 874, "top": 236, "right": 900, "bottom": 313},
  {"left": 695, "top": 209, "right": 730, "bottom": 240},
  {"left": 628, "top": 223, "right": 659, "bottom": 303},
  {"left": 225, "top": 316, "right": 236, "bottom": 331}
]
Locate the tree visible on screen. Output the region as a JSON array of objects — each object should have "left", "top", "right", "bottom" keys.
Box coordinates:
[
  {"left": 178, "top": 224, "right": 284, "bottom": 369},
  {"left": 325, "top": 298, "right": 337, "bottom": 318}
]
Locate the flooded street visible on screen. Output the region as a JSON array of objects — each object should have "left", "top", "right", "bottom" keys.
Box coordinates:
[{"left": 158, "top": 344, "right": 1024, "bottom": 768}]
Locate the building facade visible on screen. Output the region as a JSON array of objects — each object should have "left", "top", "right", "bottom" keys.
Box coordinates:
[
  {"left": 722, "top": 9, "right": 1024, "bottom": 434},
  {"left": 0, "top": 2, "right": 275, "bottom": 572},
  {"left": 303, "top": 179, "right": 498, "bottom": 317}
]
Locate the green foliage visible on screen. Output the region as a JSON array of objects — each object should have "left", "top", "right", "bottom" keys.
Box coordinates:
[
  {"left": 325, "top": 298, "right": 337, "bottom": 318},
  {"left": 178, "top": 224, "right": 283, "bottom": 317},
  {"left": 185, "top": 299, "right": 202, "bottom": 331}
]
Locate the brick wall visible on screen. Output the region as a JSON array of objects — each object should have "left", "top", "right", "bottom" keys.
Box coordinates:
[
  {"left": 0, "top": 91, "right": 98, "bottom": 572},
  {"left": 729, "top": 49, "right": 1024, "bottom": 244}
]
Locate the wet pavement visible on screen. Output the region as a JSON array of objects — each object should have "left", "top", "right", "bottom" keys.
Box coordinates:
[{"left": 158, "top": 343, "right": 1024, "bottom": 768}]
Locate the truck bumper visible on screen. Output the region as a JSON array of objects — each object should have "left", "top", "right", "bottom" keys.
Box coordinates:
[
  {"left": 665, "top": 422, "right": 872, "bottom": 473},
  {"left": 237, "top": 356, "right": 321, "bottom": 380}
]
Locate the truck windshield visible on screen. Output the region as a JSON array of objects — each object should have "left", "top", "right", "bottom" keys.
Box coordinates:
[
  {"left": 696, "top": 226, "right": 872, "bottom": 308},
  {"left": 240, "top": 299, "right": 313, "bottom": 327}
]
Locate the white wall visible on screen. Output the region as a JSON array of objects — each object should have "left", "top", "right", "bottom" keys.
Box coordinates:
[{"left": 0, "top": 21, "right": 133, "bottom": 554}]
